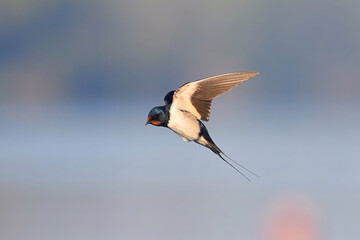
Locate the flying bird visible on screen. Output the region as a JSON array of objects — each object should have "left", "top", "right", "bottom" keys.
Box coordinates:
[{"left": 146, "top": 72, "right": 259, "bottom": 180}]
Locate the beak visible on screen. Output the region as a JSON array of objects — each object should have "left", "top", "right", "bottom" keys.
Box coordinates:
[{"left": 145, "top": 116, "right": 152, "bottom": 126}]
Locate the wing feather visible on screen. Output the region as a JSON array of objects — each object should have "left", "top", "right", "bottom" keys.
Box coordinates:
[{"left": 171, "top": 72, "right": 259, "bottom": 121}]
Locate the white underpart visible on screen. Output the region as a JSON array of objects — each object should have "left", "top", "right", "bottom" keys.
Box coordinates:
[{"left": 167, "top": 107, "right": 200, "bottom": 142}]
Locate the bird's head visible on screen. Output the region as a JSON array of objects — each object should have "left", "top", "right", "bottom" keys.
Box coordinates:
[{"left": 146, "top": 106, "right": 168, "bottom": 127}]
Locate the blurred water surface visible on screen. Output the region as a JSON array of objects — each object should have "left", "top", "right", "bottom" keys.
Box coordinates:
[
  {"left": 1, "top": 0, "right": 360, "bottom": 240},
  {"left": 1, "top": 101, "right": 359, "bottom": 240}
]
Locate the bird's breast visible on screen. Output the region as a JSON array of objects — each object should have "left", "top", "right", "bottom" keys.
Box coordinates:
[{"left": 167, "top": 107, "right": 200, "bottom": 141}]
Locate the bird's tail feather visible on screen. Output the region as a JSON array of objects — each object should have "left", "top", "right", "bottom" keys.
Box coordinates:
[{"left": 206, "top": 141, "right": 258, "bottom": 181}]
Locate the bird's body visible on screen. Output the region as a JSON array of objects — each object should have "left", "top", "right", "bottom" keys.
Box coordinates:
[
  {"left": 146, "top": 72, "right": 259, "bottom": 179},
  {"left": 168, "top": 108, "right": 200, "bottom": 142}
]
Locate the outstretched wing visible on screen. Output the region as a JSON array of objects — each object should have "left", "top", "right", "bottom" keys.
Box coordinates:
[{"left": 171, "top": 72, "right": 259, "bottom": 121}]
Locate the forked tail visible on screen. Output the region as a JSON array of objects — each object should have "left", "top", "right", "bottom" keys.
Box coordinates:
[
  {"left": 205, "top": 141, "right": 258, "bottom": 181},
  {"left": 197, "top": 120, "right": 257, "bottom": 180}
]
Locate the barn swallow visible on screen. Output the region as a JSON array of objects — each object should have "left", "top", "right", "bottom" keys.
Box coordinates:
[{"left": 146, "top": 72, "right": 259, "bottom": 180}]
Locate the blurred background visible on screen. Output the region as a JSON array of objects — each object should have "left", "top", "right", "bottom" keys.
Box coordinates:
[{"left": 1, "top": 0, "right": 359, "bottom": 239}]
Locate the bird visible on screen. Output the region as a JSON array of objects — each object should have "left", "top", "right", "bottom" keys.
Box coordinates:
[{"left": 145, "top": 72, "right": 259, "bottom": 180}]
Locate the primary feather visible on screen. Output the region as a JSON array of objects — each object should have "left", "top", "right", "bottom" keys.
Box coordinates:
[{"left": 172, "top": 72, "right": 259, "bottom": 121}]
